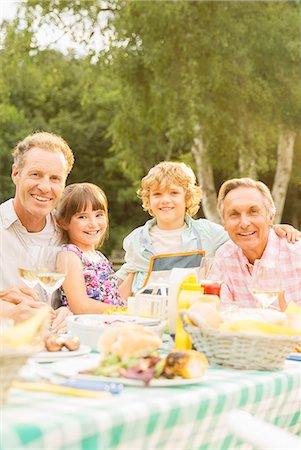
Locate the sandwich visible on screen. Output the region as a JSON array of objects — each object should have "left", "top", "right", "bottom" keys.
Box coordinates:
[{"left": 98, "top": 324, "right": 162, "bottom": 358}]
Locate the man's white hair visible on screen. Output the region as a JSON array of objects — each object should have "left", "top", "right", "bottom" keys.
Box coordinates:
[{"left": 217, "top": 177, "right": 276, "bottom": 220}]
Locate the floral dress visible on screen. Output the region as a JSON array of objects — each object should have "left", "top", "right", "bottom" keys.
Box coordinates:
[{"left": 60, "top": 244, "right": 124, "bottom": 307}]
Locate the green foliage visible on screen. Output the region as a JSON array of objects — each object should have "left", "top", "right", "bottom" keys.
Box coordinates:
[
  {"left": 105, "top": 1, "right": 301, "bottom": 180},
  {"left": 0, "top": 17, "right": 147, "bottom": 252},
  {"left": 1, "top": 0, "right": 300, "bottom": 252}
]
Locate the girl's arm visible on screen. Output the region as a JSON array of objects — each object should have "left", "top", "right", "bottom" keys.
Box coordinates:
[
  {"left": 62, "top": 251, "right": 112, "bottom": 314},
  {"left": 118, "top": 272, "right": 135, "bottom": 300}
]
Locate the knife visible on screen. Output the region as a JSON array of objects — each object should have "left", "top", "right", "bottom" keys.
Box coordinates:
[
  {"left": 60, "top": 378, "right": 123, "bottom": 394},
  {"left": 12, "top": 381, "right": 113, "bottom": 398}
]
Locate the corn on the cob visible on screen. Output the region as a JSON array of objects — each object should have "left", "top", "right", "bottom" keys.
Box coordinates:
[{"left": 164, "top": 350, "right": 208, "bottom": 378}]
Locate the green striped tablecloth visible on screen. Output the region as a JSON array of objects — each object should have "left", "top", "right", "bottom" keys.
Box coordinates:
[{"left": 1, "top": 360, "right": 300, "bottom": 450}]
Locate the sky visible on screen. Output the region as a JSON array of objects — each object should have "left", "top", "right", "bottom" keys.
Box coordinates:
[
  {"left": 0, "top": 0, "right": 99, "bottom": 55},
  {"left": 0, "top": 0, "right": 21, "bottom": 22}
]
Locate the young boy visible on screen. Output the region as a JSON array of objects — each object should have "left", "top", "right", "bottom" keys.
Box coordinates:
[
  {"left": 117, "top": 161, "right": 299, "bottom": 298},
  {"left": 116, "top": 161, "right": 228, "bottom": 296}
]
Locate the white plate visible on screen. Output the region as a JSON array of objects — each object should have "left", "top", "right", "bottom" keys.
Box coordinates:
[
  {"left": 287, "top": 352, "right": 301, "bottom": 361},
  {"left": 32, "top": 344, "right": 91, "bottom": 363},
  {"left": 51, "top": 357, "right": 207, "bottom": 387},
  {"left": 67, "top": 314, "right": 163, "bottom": 351},
  {"left": 68, "top": 314, "right": 161, "bottom": 327}
]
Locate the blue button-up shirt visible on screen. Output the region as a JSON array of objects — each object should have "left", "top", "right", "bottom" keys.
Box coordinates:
[{"left": 116, "top": 215, "right": 228, "bottom": 293}]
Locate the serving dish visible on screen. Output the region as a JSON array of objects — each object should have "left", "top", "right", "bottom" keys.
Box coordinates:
[{"left": 67, "top": 314, "right": 164, "bottom": 351}]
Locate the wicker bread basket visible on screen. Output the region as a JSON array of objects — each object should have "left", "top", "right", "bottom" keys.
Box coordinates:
[
  {"left": 180, "top": 311, "right": 300, "bottom": 370},
  {"left": 0, "top": 348, "right": 34, "bottom": 403}
]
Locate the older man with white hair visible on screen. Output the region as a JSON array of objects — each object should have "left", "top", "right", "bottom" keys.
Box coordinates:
[{"left": 211, "top": 178, "right": 301, "bottom": 308}]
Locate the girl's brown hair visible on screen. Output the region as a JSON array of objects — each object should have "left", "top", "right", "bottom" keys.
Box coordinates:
[{"left": 55, "top": 183, "right": 109, "bottom": 246}]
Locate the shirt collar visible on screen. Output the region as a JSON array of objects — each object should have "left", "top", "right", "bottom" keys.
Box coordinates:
[
  {"left": 140, "top": 215, "right": 194, "bottom": 253},
  {"left": 1, "top": 198, "right": 59, "bottom": 232},
  {"left": 142, "top": 215, "right": 192, "bottom": 236},
  {"left": 237, "top": 228, "right": 277, "bottom": 269},
  {"left": 259, "top": 228, "right": 279, "bottom": 262},
  {"left": 184, "top": 214, "right": 194, "bottom": 228},
  {"left": 0, "top": 199, "right": 19, "bottom": 229}
]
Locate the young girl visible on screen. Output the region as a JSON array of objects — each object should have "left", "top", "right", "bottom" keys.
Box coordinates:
[
  {"left": 116, "top": 161, "right": 300, "bottom": 298},
  {"left": 55, "top": 183, "right": 125, "bottom": 314}
]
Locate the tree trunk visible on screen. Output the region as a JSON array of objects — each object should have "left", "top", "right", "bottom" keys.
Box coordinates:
[
  {"left": 238, "top": 148, "right": 257, "bottom": 179},
  {"left": 272, "top": 130, "right": 296, "bottom": 223},
  {"left": 191, "top": 134, "right": 221, "bottom": 224}
]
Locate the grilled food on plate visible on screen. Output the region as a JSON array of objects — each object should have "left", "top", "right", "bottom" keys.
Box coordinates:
[
  {"left": 83, "top": 325, "right": 208, "bottom": 385},
  {"left": 164, "top": 350, "right": 208, "bottom": 379},
  {"left": 44, "top": 335, "right": 80, "bottom": 352}
]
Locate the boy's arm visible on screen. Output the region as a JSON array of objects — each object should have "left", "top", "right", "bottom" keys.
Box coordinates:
[
  {"left": 115, "top": 228, "right": 144, "bottom": 280},
  {"left": 273, "top": 224, "right": 300, "bottom": 243},
  {"left": 118, "top": 273, "right": 135, "bottom": 300}
]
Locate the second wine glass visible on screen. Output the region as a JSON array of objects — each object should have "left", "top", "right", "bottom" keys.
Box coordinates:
[
  {"left": 251, "top": 261, "right": 282, "bottom": 309},
  {"left": 36, "top": 247, "right": 68, "bottom": 306},
  {"left": 198, "top": 256, "right": 214, "bottom": 282}
]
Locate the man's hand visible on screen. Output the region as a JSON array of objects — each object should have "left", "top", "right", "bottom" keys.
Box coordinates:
[
  {"left": 50, "top": 307, "right": 73, "bottom": 334},
  {"left": 1, "top": 301, "right": 51, "bottom": 322},
  {"left": 273, "top": 224, "right": 301, "bottom": 243},
  {"left": 0, "top": 286, "right": 39, "bottom": 305}
]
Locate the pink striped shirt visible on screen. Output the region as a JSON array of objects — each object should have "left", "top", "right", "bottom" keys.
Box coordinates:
[{"left": 211, "top": 229, "right": 301, "bottom": 307}]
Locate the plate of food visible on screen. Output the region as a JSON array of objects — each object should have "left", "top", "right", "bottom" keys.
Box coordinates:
[
  {"left": 32, "top": 335, "right": 91, "bottom": 362},
  {"left": 52, "top": 325, "right": 208, "bottom": 387},
  {"left": 287, "top": 343, "right": 301, "bottom": 361},
  {"left": 51, "top": 358, "right": 206, "bottom": 387}
]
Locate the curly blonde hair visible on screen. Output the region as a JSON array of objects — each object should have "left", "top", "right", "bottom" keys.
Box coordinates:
[{"left": 137, "top": 161, "right": 202, "bottom": 217}]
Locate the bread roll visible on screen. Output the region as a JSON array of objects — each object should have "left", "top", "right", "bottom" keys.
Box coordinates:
[
  {"left": 98, "top": 324, "right": 162, "bottom": 358},
  {"left": 187, "top": 302, "right": 223, "bottom": 329},
  {"left": 225, "top": 309, "right": 287, "bottom": 326}
]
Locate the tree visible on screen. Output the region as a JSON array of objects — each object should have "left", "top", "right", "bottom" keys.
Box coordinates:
[
  {"left": 3, "top": 0, "right": 301, "bottom": 229},
  {"left": 0, "top": 21, "right": 146, "bottom": 253},
  {"left": 104, "top": 1, "right": 301, "bottom": 222}
]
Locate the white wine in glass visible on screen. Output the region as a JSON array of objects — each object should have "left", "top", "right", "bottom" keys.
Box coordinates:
[
  {"left": 38, "top": 272, "right": 67, "bottom": 292},
  {"left": 17, "top": 246, "right": 41, "bottom": 289},
  {"left": 17, "top": 267, "right": 39, "bottom": 289},
  {"left": 251, "top": 289, "right": 281, "bottom": 308},
  {"left": 36, "top": 247, "right": 67, "bottom": 305},
  {"left": 198, "top": 256, "right": 214, "bottom": 282},
  {"left": 251, "top": 261, "right": 282, "bottom": 309}
]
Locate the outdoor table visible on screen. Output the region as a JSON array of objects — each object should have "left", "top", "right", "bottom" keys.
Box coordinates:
[{"left": 1, "top": 359, "right": 300, "bottom": 450}]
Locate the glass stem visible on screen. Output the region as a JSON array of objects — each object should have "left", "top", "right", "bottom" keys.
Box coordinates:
[{"left": 47, "top": 291, "right": 53, "bottom": 306}]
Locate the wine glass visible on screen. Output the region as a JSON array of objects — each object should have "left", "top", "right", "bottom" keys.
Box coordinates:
[
  {"left": 17, "top": 246, "right": 41, "bottom": 289},
  {"left": 251, "top": 261, "right": 282, "bottom": 309},
  {"left": 198, "top": 256, "right": 214, "bottom": 282},
  {"left": 36, "top": 247, "right": 68, "bottom": 306}
]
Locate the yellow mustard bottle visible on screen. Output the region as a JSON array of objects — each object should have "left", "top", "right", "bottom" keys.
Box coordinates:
[{"left": 174, "top": 274, "right": 201, "bottom": 350}]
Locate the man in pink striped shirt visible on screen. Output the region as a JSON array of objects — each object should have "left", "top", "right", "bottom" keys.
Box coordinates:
[{"left": 212, "top": 178, "right": 301, "bottom": 308}]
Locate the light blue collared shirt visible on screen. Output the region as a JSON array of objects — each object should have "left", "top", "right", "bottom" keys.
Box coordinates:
[{"left": 116, "top": 215, "right": 228, "bottom": 293}]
